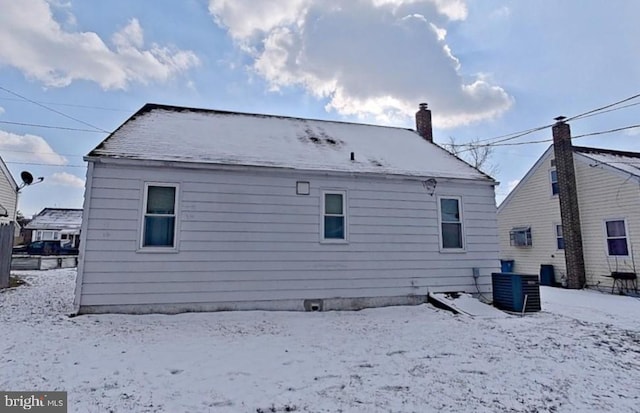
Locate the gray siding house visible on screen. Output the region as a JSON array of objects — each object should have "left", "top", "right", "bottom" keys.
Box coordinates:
[
  {"left": 0, "top": 155, "right": 18, "bottom": 225},
  {"left": 74, "top": 103, "right": 500, "bottom": 314}
]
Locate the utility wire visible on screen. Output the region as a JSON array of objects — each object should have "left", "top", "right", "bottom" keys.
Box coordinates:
[
  {"left": 572, "top": 124, "right": 640, "bottom": 139},
  {"left": 567, "top": 101, "right": 640, "bottom": 121},
  {"left": 458, "top": 124, "right": 640, "bottom": 151},
  {"left": 566, "top": 92, "right": 640, "bottom": 122},
  {"left": 0, "top": 148, "right": 83, "bottom": 157},
  {"left": 0, "top": 120, "right": 108, "bottom": 133},
  {"left": 5, "top": 161, "right": 86, "bottom": 168},
  {"left": 0, "top": 96, "right": 132, "bottom": 112},
  {"left": 0, "top": 85, "right": 110, "bottom": 133},
  {"left": 450, "top": 92, "right": 640, "bottom": 149}
]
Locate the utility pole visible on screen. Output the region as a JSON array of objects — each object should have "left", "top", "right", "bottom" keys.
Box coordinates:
[{"left": 552, "top": 117, "right": 586, "bottom": 289}]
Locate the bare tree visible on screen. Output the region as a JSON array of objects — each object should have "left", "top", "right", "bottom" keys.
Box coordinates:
[{"left": 442, "top": 136, "right": 499, "bottom": 177}]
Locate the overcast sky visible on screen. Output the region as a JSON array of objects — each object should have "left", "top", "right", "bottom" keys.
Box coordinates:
[{"left": 1, "top": 0, "right": 639, "bottom": 216}]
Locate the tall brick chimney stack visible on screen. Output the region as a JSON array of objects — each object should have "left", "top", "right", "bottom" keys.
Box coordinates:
[
  {"left": 552, "top": 116, "right": 586, "bottom": 289},
  {"left": 416, "top": 103, "right": 433, "bottom": 143}
]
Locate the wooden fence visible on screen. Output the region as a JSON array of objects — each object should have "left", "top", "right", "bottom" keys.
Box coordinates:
[{"left": 0, "top": 222, "right": 14, "bottom": 288}]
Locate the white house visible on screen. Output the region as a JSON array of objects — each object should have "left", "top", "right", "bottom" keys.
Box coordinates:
[
  {"left": 25, "top": 208, "right": 83, "bottom": 247},
  {"left": 498, "top": 144, "right": 640, "bottom": 290},
  {"left": 0, "top": 155, "right": 18, "bottom": 225},
  {"left": 74, "top": 103, "right": 500, "bottom": 314}
]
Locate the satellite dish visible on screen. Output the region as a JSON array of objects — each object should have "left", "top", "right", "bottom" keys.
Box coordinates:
[
  {"left": 17, "top": 171, "right": 43, "bottom": 191},
  {"left": 21, "top": 171, "right": 34, "bottom": 186}
]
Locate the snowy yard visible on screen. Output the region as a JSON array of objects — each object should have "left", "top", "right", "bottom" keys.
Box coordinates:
[{"left": 1, "top": 269, "right": 639, "bottom": 413}]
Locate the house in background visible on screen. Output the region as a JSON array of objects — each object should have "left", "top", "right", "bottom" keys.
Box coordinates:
[
  {"left": 498, "top": 142, "right": 640, "bottom": 290},
  {"left": 0, "top": 155, "right": 18, "bottom": 226},
  {"left": 74, "top": 103, "right": 500, "bottom": 314},
  {"left": 25, "top": 208, "right": 83, "bottom": 248}
]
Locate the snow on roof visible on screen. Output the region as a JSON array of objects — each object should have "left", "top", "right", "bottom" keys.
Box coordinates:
[
  {"left": 25, "top": 208, "right": 83, "bottom": 231},
  {"left": 574, "top": 146, "right": 640, "bottom": 178},
  {"left": 88, "top": 104, "right": 491, "bottom": 181}
]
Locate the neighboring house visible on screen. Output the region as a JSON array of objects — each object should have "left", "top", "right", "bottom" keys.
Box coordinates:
[
  {"left": 74, "top": 103, "right": 500, "bottom": 314},
  {"left": 498, "top": 144, "right": 640, "bottom": 289},
  {"left": 25, "top": 208, "right": 83, "bottom": 248},
  {"left": 0, "top": 155, "right": 18, "bottom": 225}
]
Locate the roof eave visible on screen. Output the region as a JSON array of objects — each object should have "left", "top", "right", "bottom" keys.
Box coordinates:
[{"left": 85, "top": 155, "right": 497, "bottom": 185}]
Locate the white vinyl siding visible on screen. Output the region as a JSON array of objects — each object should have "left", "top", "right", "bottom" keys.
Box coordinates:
[
  {"left": 500, "top": 149, "right": 640, "bottom": 289},
  {"left": 573, "top": 156, "right": 640, "bottom": 287},
  {"left": 498, "top": 148, "right": 566, "bottom": 279},
  {"left": 0, "top": 165, "right": 17, "bottom": 224},
  {"left": 77, "top": 163, "right": 499, "bottom": 312}
]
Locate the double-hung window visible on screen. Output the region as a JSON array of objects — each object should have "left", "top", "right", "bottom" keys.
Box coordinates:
[
  {"left": 555, "top": 224, "right": 564, "bottom": 250},
  {"left": 550, "top": 169, "right": 559, "bottom": 196},
  {"left": 605, "top": 219, "right": 629, "bottom": 256},
  {"left": 439, "top": 197, "right": 464, "bottom": 250},
  {"left": 142, "top": 183, "right": 178, "bottom": 248},
  {"left": 322, "top": 191, "right": 346, "bottom": 241}
]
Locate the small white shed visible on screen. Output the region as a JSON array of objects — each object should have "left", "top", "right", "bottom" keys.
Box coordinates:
[{"left": 74, "top": 103, "right": 499, "bottom": 314}]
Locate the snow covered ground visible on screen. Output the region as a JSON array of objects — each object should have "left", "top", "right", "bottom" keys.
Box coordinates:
[{"left": 1, "top": 269, "right": 639, "bottom": 412}]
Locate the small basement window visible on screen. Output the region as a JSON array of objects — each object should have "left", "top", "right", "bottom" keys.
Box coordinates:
[
  {"left": 510, "top": 227, "right": 532, "bottom": 247},
  {"left": 142, "top": 183, "right": 178, "bottom": 248}
]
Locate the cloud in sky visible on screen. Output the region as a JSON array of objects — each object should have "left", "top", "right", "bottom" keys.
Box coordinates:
[
  {"left": 0, "top": 106, "right": 4, "bottom": 115},
  {"left": 0, "top": 130, "right": 67, "bottom": 165},
  {"left": 0, "top": 0, "right": 200, "bottom": 90},
  {"left": 208, "top": 0, "right": 511, "bottom": 127},
  {"left": 48, "top": 171, "right": 85, "bottom": 188}
]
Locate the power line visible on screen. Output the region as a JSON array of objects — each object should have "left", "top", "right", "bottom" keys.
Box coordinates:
[
  {"left": 0, "top": 96, "right": 132, "bottom": 112},
  {"left": 566, "top": 92, "right": 640, "bottom": 122},
  {"left": 0, "top": 120, "right": 108, "bottom": 133},
  {"left": 572, "top": 124, "right": 640, "bottom": 139},
  {"left": 466, "top": 124, "right": 640, "bottom": 150},
  {"left": 567, "top": 101, "right": 640, "bottom": 121},
  {"left": 0, "top": 85, "right": 110, "bottom": 133},
  {"left": 0, "top": 148, "right": 83, "bottom": 157},
  {"left": 5, "top": 161, "right": 86, "bottom": 168},
  {"left": 450, "top": 92, "right": 640, "bottom": 150}
]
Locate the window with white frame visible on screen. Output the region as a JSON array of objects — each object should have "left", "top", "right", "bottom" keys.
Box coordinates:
[
  {"left": 555, "top": 224, "right": 564, "bottom": 250},
  {"left": 142, "top": 184, "right": 178, "bottom": 248},
  {"left": 550, "top": 169, "right": 559, "bottom": 195},
  {"left": 439, "top": 197, "right": 464, "bottom": 249},
  {"left": 605, "top": 219, "right": 629, "bottom": 256},
  {"left": 510, "top": 226, "right": 532, "bottom": 247},
  {"left": 37, "top": 230, "right": 57, "bottom": 241},
  {"left": 322, "top": 191, "right": 346, "bottom": 241}
]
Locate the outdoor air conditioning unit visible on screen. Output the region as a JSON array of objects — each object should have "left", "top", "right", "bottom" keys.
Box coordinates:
[{"left": 491, "top": 273, "right": 541, "bottom": 313}]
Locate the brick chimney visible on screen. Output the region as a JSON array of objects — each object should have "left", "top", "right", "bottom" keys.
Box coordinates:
[
  {"left": 415, "top": 103, "right": 433, "bottom": 143},
  {"left": 552, "top": 116, "right": 586, "bottom": 289}
]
